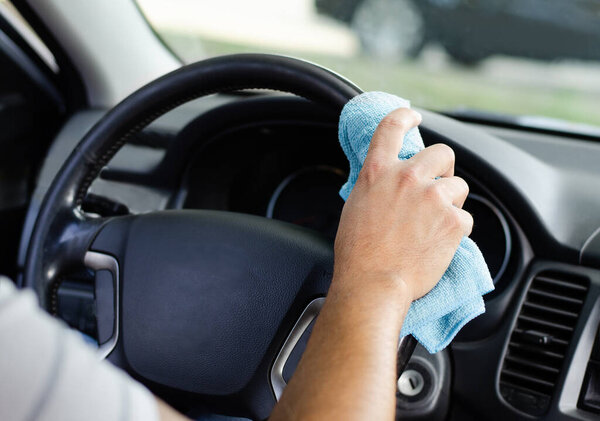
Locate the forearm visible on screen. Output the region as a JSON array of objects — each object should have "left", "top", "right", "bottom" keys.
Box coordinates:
[
  {"left": 270, "top": 274, "right": 411, "bottom": 421},
  {"left": 156, "top": 399, "right": 190, "bottom": 421}
]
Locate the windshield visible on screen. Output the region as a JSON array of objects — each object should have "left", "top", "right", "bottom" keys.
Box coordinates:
[{"left": 137, "top": 0, "right": 600, "bottom": 131}]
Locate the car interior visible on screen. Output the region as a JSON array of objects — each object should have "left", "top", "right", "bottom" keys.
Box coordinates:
[{"left": 1, "top": 0, "right": 600, "bottom": 420}]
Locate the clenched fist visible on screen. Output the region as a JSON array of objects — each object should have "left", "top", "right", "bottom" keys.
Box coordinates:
[{"left": 332, "top": 108, "right": 472, "bottom": 303}]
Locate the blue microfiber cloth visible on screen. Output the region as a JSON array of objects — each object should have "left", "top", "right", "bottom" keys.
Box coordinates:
[{"left": 338, "top": 92, "right": 495, "bottom": 353}]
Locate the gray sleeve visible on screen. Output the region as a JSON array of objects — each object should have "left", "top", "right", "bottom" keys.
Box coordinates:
[{"left": 0, "top": 277, "right": 159, "bottom": 421}]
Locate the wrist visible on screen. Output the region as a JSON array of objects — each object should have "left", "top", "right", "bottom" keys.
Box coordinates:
[{"left": 328, "top": 271, "right": 413, "bottom": 333}]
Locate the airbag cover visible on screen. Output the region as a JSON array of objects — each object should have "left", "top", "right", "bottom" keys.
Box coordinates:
[{"left": 109, "top": 211, "right": 332, "bottom": 395}]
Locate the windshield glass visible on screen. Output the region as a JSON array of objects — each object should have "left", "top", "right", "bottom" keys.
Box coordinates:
[{"left": 137, "top": 0, "right": 600, "bottom": 130}]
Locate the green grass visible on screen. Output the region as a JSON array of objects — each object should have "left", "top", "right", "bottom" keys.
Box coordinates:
[{"left": 161, "top": 32, "right": 600, "bottom": 128}]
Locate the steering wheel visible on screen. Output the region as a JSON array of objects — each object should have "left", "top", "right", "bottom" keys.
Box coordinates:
[{"left": 23, "top": 54, "right": 416, "bottom": 419}]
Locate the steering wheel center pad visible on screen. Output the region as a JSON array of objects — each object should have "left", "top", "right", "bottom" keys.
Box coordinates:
[{"left": 90, "top": 210, "right": 333, "bottom": 395}]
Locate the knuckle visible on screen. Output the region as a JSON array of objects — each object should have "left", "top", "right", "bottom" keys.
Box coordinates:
[
  {"left": 379, "top": 113, "right": 409, "bottom": 130},
  {"left": 434, "top": 143, "right": 455, "bottom": 163},
  {"left": 443, "top": 207, "right": 462, "bottom": 231},
  {"left": 426, "top": 182, "right": 445, "bottom": 202},
  {"left": 463, "top": 211, "right": 474, "bottom": 235},
  {"left": 397, "top": 164, "right": 420, "bottom": 186},
  {"left": 457, "top": 176, "right": 470, "bottom": 196},
  {"left": 377, "top": 108, "right": 421, "bottom": 134},
  {"left": 361, "top": 160, "right": 387, "bottom": 183},
  {"left": 414, "top": 110, "right": 423, "bottom": 125}
]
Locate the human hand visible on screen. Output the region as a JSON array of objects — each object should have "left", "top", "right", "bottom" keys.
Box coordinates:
[{"left": 333, "top": 108, "right": 472, "bottom": 303}]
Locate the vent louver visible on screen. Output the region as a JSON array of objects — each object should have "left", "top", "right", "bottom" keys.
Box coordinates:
[{"left": 500, "top": 271, "right": 589, "bottom": 416}]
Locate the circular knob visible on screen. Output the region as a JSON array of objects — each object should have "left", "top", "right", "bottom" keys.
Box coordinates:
[{"left": 397, "top": 369, "right": 425, "bottom": 397}]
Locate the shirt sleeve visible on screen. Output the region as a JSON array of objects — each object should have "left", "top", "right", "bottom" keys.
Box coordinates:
[{"left": 0, "top": 276, "right": 159, "bottom": 421}]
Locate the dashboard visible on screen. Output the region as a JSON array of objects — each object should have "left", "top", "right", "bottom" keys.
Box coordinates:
[
  {"left": 176, "top": 113, "right": 512, "bottom": 284},
  {"left": 18, "top": 93, "right": 600, "bottom": 420}
]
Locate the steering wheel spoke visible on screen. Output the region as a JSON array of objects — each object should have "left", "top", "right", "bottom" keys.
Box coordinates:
[
  {"left": 32, "top": 208, "right": 104, "bottom": 306},
  {"left": 84, "top": 250, "right": 121, "bottom": 359}
]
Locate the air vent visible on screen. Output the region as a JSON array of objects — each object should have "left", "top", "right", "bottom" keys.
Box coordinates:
[{"left": 500, "top": 271, "right": 589, "bottom": 416}]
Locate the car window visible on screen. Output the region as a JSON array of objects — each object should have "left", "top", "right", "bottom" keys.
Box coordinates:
[{"left": 136, "top": 0, "right": 600, "bottom": 130}]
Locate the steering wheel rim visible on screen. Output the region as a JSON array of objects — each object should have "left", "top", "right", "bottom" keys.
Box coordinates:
[
  {"left": 23, "top": 54, "right": 374, "bottom": 418},
  {"left": 23, "top": 53, "right": 362, "bottom": 306}
]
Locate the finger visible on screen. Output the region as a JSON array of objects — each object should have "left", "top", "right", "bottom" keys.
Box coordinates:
[
  {"left": 364, "top": 108, "right": 422, "bottom": 166},
  {"left": 456, "top": 208, "right": 474, "bottom": 237},
  {"left": 407, "top": 143, "right": 455, "bottom": 178},
  {"left": 436, "top": 176, "right": 469, "bottom": 208}
]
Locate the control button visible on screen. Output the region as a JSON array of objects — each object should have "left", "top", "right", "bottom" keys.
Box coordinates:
[
  {"left": 95, "top": 269, "right": 115, "bottom": 345},
  {"left": 579, "top": 362, "right": 600, "bottom": 414},
  {"left": 398, "top": 369, "right": 425, "bottom": 397}
]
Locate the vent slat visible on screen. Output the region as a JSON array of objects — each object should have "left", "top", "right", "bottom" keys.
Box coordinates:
[
  {"left": 500, "top": 271, "right": 589, "bottom": 416},
  {"left": 508, "top": 342, "right": 564, "bottom": 359},
  {"left": 528, "top": 288, "right": 584, "bottom": 305},
  {"left": 522, "top": 301, "right": 579, "bottom": 318},
  {"left": 513, "top": 329, "right": 568, "bottom": 346},
  {"left": 533, "top": 277, "right": 588, "bottom": 301},
  {"left": 501, "top": 369, "right": 555, "bottom": 387},
  {"left": 534, "top": 276, "right": 587, "bottom": 292},
  {"left": 515, "top": 319, "right": 572, "bottom": 343},
  {"left": 504, "top": 355, "right": 560, "bottom": 374},
  {"left": 517, "top": 315, "right": 574, "bottom": 332},
  {"left": 500, "top": 376, "right": 553, "bottom": 396}
]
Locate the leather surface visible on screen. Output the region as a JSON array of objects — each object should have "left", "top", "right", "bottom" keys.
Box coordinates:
[{"left": 91, "top": 210, "right": 333, "bottom": 395}]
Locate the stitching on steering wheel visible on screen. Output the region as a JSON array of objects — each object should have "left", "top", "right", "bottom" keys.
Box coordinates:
[{"left": 74, "top": 87, "right": 297, "bottom": 207}]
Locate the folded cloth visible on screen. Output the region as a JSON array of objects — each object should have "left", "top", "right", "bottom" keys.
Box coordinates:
[{"left": 338, "top": 92, "right": 494, "bottom": 353}]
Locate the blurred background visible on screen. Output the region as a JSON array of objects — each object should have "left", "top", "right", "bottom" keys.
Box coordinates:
[{"left": 137, "top": 0, "right": 600, "bottom": 131}]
